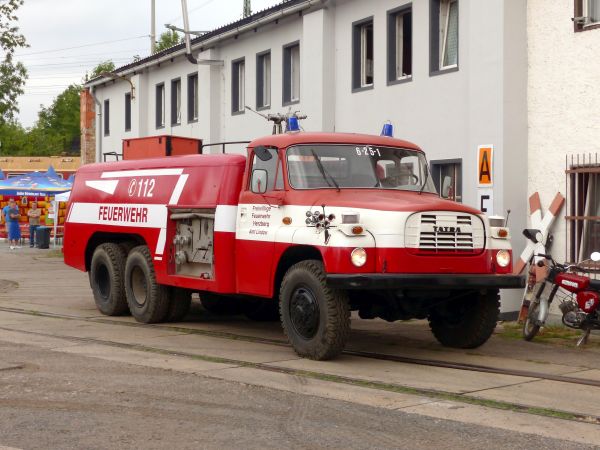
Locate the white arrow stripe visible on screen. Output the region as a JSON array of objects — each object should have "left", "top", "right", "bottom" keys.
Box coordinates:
[
  {"left": 85, "top": 180, "right": 119, "bottom": 195},
  {"left": 168, "top": 174, "right": 189, "bottom": 205}
]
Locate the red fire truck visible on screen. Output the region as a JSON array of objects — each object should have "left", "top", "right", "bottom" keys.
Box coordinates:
[{"left": 63, "top": 131, "right": 524, "bottom": 360}]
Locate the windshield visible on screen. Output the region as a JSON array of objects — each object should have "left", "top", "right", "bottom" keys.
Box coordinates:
[{"left": 286, "top": 144, "right": 437, "bottom": 193}]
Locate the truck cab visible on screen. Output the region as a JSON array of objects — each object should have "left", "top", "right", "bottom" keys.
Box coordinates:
[{"left": 63, "top": 131, "right": 524, "bottom": 360}]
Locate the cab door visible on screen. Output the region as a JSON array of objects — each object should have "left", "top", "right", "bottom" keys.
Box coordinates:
[{"left": 236, "top": 147, "right": 284, "bottom": 296}]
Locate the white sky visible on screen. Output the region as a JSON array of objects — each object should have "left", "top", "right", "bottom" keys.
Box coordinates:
[{"left": 14, "top": 0, "right": 282, "bottom": 128}]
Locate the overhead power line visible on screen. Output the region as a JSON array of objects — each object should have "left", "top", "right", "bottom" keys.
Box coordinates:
[{"left": 15, "top": 35, "right": 149, "bottom": 57}]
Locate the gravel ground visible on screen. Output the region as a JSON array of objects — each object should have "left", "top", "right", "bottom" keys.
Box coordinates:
[{"left": 0, "top": 340, "right": 596, "bottom": 450}]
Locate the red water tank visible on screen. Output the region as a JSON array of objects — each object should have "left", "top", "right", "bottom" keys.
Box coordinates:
[{"left": 122, "top": 135, "right": 202, "bottom": 160}]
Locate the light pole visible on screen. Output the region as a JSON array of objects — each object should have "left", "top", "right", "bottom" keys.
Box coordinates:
[{"left": 150, "top": 0, "right": 156, "bottom": 53}]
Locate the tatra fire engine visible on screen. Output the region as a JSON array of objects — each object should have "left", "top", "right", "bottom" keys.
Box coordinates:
[{"left": 63, "top": 132, "right": 524, "bottom": 360}]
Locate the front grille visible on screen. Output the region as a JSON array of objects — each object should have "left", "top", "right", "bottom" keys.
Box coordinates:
[{"left": 405, "top": 212, "right": 485, "bottom": 254}]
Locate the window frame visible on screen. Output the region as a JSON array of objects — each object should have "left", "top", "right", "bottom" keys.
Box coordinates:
[
  {"left": 387, "top": 5, "right": 413, "bottom": 86},
  {"left": 231, "top": 57, "right": 246, "bottom": 115},
  {"left": 170, "top": 77, "right": 182, "bottom": 126},
  {"left": 155, "top": 82, "right": 165, "bottom": 129},
  {"left": 430, "top": 0, "right": 459, "bottom": 76},
  {"left": 430, "top": 158, "right": 462, "bottom": 203},
  {"left": 282, "top": 41, "right": 300, "bottom": 106},
  {"left": 250, "top": 148, "right": 284, "bottom": 192},
  {"left": 187, "top": 72, "right": 199, "bottom": 123},
  {"left": 103, "top": 99, "right": 110, "bottom": 136},
  {"left": 124, "top": 92, "right": 131, "bottom": 132},
  {"left": 574, "top": 0, "right": 600, "bottom": 32},
  {"left": 352, "top": 16, "right": 375, "bottom": 92},
  {"left": 256, "top": 50, "right": 272, "bottom": 111}
]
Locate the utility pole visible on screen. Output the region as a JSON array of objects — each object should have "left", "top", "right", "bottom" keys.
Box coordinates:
[
  {"left": 243, "top": 0, "right": 252, "bottom": 18},
  {"left": 150, "top": 0, "right": 156, "bottom": 53}
]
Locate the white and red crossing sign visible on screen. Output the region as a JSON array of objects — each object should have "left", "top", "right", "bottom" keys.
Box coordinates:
[{"left": 514, "top": 191, "right": 565, "bottom": 279}]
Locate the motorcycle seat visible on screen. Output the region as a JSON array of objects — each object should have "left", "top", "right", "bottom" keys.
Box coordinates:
[{"left": 589, "top": 279, "right": 600, "bottom": 291}]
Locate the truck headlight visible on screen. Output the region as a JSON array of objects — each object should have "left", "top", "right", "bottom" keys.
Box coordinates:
[
  {"left": 351, "top": 248, "right": 367, "bottom": 267},
  {"left": 496, "top": 250, "right": 510, "bottom": 268}
]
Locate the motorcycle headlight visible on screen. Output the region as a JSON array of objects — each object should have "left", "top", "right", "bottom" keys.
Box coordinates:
[
  {"left": 351, "top": 248, "right": 367, "bottom": 267},
  {"left": 496, "top": 250, "right": 510, "bottom": 268}
]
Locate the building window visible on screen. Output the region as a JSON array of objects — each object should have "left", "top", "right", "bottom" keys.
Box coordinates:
[
  {"left": 187, "top": 73, "right": 198, "bottom": 123},
  {"left": 283, "top": 42, "right": 300, "bottom": 105},
  {"left": 124, "top": 93, "right": 131, "bottom": 132},
  {"left": 430, "top": 0, "right": 459, "bottom": 74},
  {"left": 256, "top": 51, "right": 271, "bottom": 109},
  {"left": 352, "top": 18, "right": 374, "bottom": 91},
  {"left": 574, "top": 0, "right": 600, "bottom": 31},
  {"left": 232, "top": 58, "right": 245, "bottom": 114},
  {"left": 156, "top": 83, "right": 165, "bottom": 128},
  {"left": 566, "top": 155, "right": 600, "bottom": 262},
  {"left": 388, "top": 5, "right": 412, "bottom": 84},
  {"left": 171, "top": 78, "right": 181, "bottom": 126},
  {"left": 431, "top": 159, "right": 462, "bottom": 202},
  {"left": 103, "top": 99, "right": 110, "bottom": 136}
]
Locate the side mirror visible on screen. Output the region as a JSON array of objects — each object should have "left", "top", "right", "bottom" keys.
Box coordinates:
[
  {"left": 591, "top": 252, "right": 600, "bottom": 262},
  {"left": 251, "top": 169, "right": 268, "bottom": 194},
  {"left": 254, "top": 146, "right": 273, "bottom": 162},
  {"left": 522, "top": 228, "right": 543, "bottom": 244}
]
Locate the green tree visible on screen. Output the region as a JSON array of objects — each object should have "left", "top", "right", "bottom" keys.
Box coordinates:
[
  {"left": 88, "top": 60, "right": 115, "bottom": 80},
  {"left": 33, "top": 84, "right": 82, "bottom": 155},
  {"left": 0, "top": 0, "right": 28, "bottom": 124},
  {"left": 0, "top": 84, "right": 81, "bottom": 156},
  {"left": 155, "top": 30, "right": 182, "bottom": 53}
]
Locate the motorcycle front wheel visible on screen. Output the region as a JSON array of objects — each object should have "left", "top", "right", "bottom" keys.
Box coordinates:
[{"left": 522, "top": 300, "right": 541, "bottom": 341}]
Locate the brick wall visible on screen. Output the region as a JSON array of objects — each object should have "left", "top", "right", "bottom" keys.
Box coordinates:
[{"left": 80, "top": 88, "right": 96, "bottom": 164}]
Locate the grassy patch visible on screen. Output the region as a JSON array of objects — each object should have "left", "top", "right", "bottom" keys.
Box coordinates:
[{"left": 498, "top": 322, "right": 600, "bottom": 348}]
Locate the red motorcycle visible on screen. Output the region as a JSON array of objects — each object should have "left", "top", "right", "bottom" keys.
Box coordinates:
[{"left": 521, "top": 229, "right": 600, "bottom": 345}]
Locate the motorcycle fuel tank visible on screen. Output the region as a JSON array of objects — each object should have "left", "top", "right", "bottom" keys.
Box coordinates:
[{"left": 555, "top": 273, "right": 590, "bottom": 293}]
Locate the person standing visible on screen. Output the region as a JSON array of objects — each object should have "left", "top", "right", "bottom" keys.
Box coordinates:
[
  {"left": 27, "top": 201, "right": 41, "bottom": 248},
  {"left": 2, "top": 199, "right": 21, "bottom": 249}
]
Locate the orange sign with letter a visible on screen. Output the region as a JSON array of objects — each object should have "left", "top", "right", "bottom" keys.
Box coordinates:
[{"left": 478, "top": 145, "right": 493, "bottom": 187}]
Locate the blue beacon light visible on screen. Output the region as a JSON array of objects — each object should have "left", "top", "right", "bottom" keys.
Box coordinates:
[
  {"left": 381, "top": 122, "right": 394, "bottom": 137},
  {"left": 287, "top": 116, "right": 300, "bottom": 132}
]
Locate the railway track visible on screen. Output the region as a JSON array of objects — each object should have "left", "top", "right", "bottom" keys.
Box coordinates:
[{"left": 1, "top": 305, "right": 599, "bottom": 389}]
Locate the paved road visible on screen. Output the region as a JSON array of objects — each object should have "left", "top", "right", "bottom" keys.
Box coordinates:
[
  {"left": 0, "top": 340, "right": 595, "bottom": 450},
  {"left": 1, "top": 246, "right": 600, "bottom": 448}
]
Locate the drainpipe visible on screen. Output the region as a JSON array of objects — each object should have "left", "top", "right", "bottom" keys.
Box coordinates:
[{"left": 90, "top": 86, "right": 102, "bottom": 163}]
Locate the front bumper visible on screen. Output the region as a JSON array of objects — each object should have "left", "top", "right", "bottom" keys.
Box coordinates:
[{"left": 327, "top": 273, "right": 525, "bottom": 290}]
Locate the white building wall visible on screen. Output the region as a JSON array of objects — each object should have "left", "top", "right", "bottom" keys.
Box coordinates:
[{"left": 528, "top": 0, "right": 600, "bottom": 263}]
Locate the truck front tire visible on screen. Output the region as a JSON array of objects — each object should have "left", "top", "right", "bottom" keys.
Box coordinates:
[
  {"left": 280, "top": 260, "right": 350, "bottom": 360},
  {"left": 428, "top": 290, "right": 500, "bottom": 348},
  {"left": 90, "top": 243, "right": 129, "bottom": 316},
  {"left": 124, "top": 245, "right": 169, "bottom": 323}
]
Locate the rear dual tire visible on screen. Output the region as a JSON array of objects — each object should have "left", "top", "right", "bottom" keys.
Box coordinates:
[
  {"left": 90, "top": 243, "right": 129, "bottom": 316},
  {"left": 124, "top": 245, "right": 170, "bottom": 323}
]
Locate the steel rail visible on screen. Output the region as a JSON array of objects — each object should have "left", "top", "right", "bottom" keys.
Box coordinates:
[{"left": 1, "top": 305, "right": 599, "bottom": 388}]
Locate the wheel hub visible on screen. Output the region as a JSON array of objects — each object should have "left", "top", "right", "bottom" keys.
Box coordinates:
[
  {"left": 289, "top": 286, "right": 320, "bottom": 339},
  {"left": 130, "top": 266, "right": 148, "bottom": 307}
]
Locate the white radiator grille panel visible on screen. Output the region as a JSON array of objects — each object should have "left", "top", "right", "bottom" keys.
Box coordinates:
[{"left": 405, "top": 212, "right": 485, "bottom": 253}]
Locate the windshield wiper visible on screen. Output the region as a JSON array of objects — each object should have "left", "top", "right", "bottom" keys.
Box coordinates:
[
  {"left": 419, "top": 160, "right": 430, "bottom": 195},
  {"left": 311, "top": 150, "right": 340, "bottom": 192}
]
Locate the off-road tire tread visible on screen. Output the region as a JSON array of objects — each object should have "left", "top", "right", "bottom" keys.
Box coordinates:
[
  {"left": 90, "top": 243, "right": 129, "bottom": 316},
  {"left": 166, "top": 287, "right": 192, "bottom": 322},
  {"left": 125, "top": 245, "right": 169, "bottom": 323},
  {"left": 280, "top": 260, "right": 350, "bottom": 360},
  {"left": 428, "top": 291, "right": 500, "bottom": 349}
]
